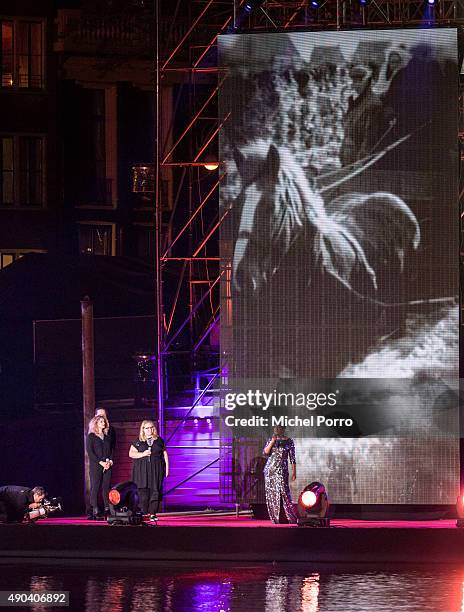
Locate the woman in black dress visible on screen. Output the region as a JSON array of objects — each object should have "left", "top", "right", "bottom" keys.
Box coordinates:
[
  {"left": 129, "top": 420, "right": 169, "bottom": 520},
  {"left": 86, "top": 415, "right": 113, "bottom": 519},
  {"left": 95, "top": 407, "right": 116, "bottom": 458}
]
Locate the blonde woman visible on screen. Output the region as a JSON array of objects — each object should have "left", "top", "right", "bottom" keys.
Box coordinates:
[
  {"left": 86, "top": 415, "right": 113, "bottom": 519},
  {"left": 95, "top": 407, "right": 116, "bottom": 458},
  {"left": 129, "top": 420, "right": 169, "bottom": 520}
]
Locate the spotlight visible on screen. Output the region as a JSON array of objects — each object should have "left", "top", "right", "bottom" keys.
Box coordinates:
[
  {"left": 310, "top": 0, "right": 320, "bottom": 7},
  {"left": 206, "top": 418, "right": 212, "bottom": 424},
  {"left": 426, "top": 0, "right": 436, "bottom": 4},
  {"left": 107, "top": 481, "right": 144, "bottom": 525},
  {"left": 456, "top": 493, "right": 464, "bottom": 527},
  {"left": 359, "top": 0, "right": 371, "bottom": 5},
  {"left": 203, "top": 162, "right": 219, "bottom": 171},
  {"left": 301, "top": 490, "right": 317, "bottom": 507},
  {"left": 244, "top": 0, "right": 265, "bottom": 13},
  {"left": 297, "top": 481, "right": 330, "bottom": 527}
]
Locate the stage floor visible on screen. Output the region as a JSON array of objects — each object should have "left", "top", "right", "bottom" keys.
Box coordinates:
[
  {"left": 39, "top": 515, "right": 460, "bottom": 529},
  {"left": 2, "top": 516, "right": 464, "bottom": 563}
]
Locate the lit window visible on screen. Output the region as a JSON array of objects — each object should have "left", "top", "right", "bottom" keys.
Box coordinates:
[
  {"left": 0, "top": 253, "right": 13, "bottom": 268},
  {"left": 1, "top": 22, "right": 13, "bottom": 87},
  {"left": 0, "top": 250, "right": 45, "bottom": 269},
  {"left": 79, "top": 224, "right": 115, "bottom": 256},
  {"left": 0, "top": 19, "right": 43, "bottom": 89}
]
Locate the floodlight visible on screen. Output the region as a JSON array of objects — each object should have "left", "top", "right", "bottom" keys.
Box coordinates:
[
  {"left": 297, "top": 481, "right": 330, "bottom": 527},
  {"left": 107, "top": 481, "right": 144, "bottom": 526}
]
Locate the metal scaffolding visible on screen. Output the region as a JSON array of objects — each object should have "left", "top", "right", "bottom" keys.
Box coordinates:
[
  {"left": 139, "top": 0, "right": 464, "bottom": 500},
  {"left": 152, "top": 0, "right": 464, "bottom": 416}
]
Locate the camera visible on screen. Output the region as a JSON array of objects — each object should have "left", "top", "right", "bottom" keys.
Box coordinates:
[{"left": 27, "top": 497, "right": 63, "bottom": 522}]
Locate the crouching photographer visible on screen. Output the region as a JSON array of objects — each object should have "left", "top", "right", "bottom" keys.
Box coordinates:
[{"left": 0, "top": 485, "right": 62, "bottom": 523}]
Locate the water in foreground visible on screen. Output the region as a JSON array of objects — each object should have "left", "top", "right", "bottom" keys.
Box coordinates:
[{"left": 0, "top": 561, "right": 462, "bottom": 611}]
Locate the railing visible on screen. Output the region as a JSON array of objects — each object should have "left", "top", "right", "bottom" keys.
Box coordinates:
[{"left": 55, "top": 9, "right": 188, "bottom": 55}]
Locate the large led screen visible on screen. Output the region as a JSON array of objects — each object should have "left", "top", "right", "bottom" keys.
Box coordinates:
[{"left": 218, "top": 29, "right": 459, "bottom": 504}]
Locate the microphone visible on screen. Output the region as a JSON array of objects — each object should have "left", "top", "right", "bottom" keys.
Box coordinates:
[{"left": 146, "top": 437, "right": 153, "bottom": 461}]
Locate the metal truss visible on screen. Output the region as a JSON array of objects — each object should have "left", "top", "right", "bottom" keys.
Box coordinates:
[
  {"left": 237, "top": 0, "right": 464, "bottom": 28},
  {"left": 154, "top": 0, "right": 464, "bottom": 499},
  {"left": 157, "top": 0, "right": 464, "bottom": 393}
]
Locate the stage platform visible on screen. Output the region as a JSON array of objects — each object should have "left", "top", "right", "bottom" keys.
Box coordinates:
[{"left": 2, "top": 515, "right": 464, "bottom": 563}]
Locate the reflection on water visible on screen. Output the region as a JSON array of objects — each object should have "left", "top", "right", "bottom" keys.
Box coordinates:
[{"left": 0, "top": 563, "right": 463, "bottom": 611}]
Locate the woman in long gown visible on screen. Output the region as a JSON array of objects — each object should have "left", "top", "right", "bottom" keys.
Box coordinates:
[
  {"left": 263, "top": 425, "right": 298, "bottom": 524},
  {"left": 129, "top": 420, "right": 169, "bottom": 520}
]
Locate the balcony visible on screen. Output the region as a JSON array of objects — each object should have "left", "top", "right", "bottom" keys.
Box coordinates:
[{"left": 54, "top": 9, "right": 188, "bottom": 57}]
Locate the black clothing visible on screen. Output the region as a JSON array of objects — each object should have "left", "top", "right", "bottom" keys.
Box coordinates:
[
  {"left": 86, "top": 433, "right": 113, "bottom": 513},
  {"left": 88, "top": 465, "right": 111, "bottom": 514},
  {"left": 87, "top": 432, "right": 113, "bottom": 464},
  {"left": 131, "top": 437, "right": 166, "bottom": 514},
  {"left": 0, "top": 485, "right": 34, "bottom": 523},
  {"left": 107, "top": 425, "right": 116, "bottom": 457}
]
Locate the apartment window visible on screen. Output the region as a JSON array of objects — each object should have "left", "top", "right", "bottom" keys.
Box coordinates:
[
  {"left": 79, "top": 224, "right": 115, "bottom": 256},
  {"left": 1, "top": 137, "right": 13, "bottom": 204},
  {"left": 1, "top": 22, "right": 13, "bottom": 87},
  {"left": 20, "top": 137, "right": 43, "bottom": 205},
  {"left": 0, "top": 135, "right": 44, "bottom": 206},
  {"left": 0, "top": 19, "right": 43, "bottom": 89},
  {"left": 135, "top": 226, "right": 154, "bottom": 260},
  {"left": 77, "top": 89, "right": 111, "bottom": 204},
  {"left": 92, "top": 90, "right": 106, "bottom": 187},
  {"left": 0, "top": 250, "right": 45, "bottom": 270},
  {"left": 0, "top": 252, "right": 13, "bottom": 268}
]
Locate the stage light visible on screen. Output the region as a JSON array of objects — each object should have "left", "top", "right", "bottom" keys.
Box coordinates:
[
  {"left": 204, "top": 163, "right": 219, "bottom": 171},
  {"left": 108, "top": 489, "right": 121, "bottom": 505},
  {"left": 359, "top": 0, "right": 371, "bottom": 5},
  {"left": 456, "top": 493, "right": 464, "bottom": 527},
  {"left": 297, "top": 481, "right": 330, "bottom": 527},
  {"left": 244, "top": 0, "right": 265, "bottom": 13},
  {"left": 108, "top": 481, "right": 144, "bottom": 525},
  {"left": 206, "top": 418, "right": 212, "bottom": 424},
  {"left": 301, "top": 490, "right": 317, "bottom": 508},
  {"left": 194, "top": 418, "right": 199, "bottom": 425},
  {"left": 310, "top": 0, "right": 320, "bottom": 7}
]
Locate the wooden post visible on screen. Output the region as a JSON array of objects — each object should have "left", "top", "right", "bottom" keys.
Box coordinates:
[{"left": 81, "top": 296, "right": 95, "bottom": 511}]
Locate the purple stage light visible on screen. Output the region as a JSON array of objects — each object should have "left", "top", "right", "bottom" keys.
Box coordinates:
[{"left": 194, "top": 418, "right": 199, "bottom": 425}]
